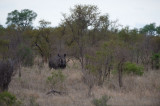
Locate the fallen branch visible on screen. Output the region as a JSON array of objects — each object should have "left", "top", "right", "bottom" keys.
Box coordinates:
[{"left": 46, "top": 89, "right": 66, "bottom": 95}]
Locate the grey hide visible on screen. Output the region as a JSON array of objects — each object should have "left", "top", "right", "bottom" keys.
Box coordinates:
[
  {"left": 49, "top": 54, "right": 66, "bottom": 69},
  {"left": 0, "top": 59, "right": 14, "bottom": 91}
]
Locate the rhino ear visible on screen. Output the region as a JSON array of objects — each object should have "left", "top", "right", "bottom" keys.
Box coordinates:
[
  {"left": 64, "top": 54, "right": 66, "bottom": 57},
  {"left": 58, "top": 54, "right": 60, "bottom": 57}
]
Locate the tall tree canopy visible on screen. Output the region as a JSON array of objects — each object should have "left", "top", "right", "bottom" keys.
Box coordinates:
[
  {"left": 63, "top": 4, "right": 100, "bottom": 70},
  {"left": 6, "top": 9, "right": 37, "bottom": 30},
  {"left": 140, "top": 23, "right": 156, "bottom": 36},
  {"left": 156, "top": 26, "right": 160, "bottom": 35}
]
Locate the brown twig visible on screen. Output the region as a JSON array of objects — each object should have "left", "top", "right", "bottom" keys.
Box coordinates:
[{"left": 46, "top": 89, "right": 66, "bottom": 95}]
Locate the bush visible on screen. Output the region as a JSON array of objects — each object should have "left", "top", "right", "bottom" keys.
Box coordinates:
[
  {"left": 0, "top": 91, "right": 21, "bottom": 106},
  {"left": 111, "top": 69, "right": 117, "bottom": 75},
  {"left": 17, "top": 44, "right": 34, "bottom": 66},
  {"left": 92, "top": 95, "right": 110, "bottom": 106},
  {"left": 151, "top": 53, "right": 160, "bottom": 69},
  {"left": 47, "top": 70, "right": 66, "bottom": 88},
  {"left": 0, "top": 39, "right": 9, "bottom": 59},
  {"left": 29, "top": 96, "right": 39, "bottom": 106},
  {"left": 124, "top": 62, "right": 144, "bottom": 76}
]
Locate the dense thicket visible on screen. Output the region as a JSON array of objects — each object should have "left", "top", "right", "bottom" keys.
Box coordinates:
[{"left": 0, "top": 5, "right": 160, "bottom": 92}]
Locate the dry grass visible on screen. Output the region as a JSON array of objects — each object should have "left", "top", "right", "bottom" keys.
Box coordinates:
[{"left": 8, "top": 57, "right": 160, "bottom": 106}]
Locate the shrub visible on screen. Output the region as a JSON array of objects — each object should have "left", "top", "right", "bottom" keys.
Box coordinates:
[
  {"left": 0, "top": 39, "right": 9, "bottom": 59},
  {"left": 17, "top": 44, "right": 34, "bottom": 66},
  {"left": 111, "top": 69, "right": 117, "bottom": 75},
  {"left": 151, "top": 53, "right": 160, "bottom": 69},
  {"left": 0, "top": 91, "right": 21, "bottom": 106},
  {"left": 29, "top": 96, "right": 39, "bottom": 106},
  {"left": 124, "top": 62, "right": 144, "bottom": 76},
  {"left": 92, "top": 95, "right": 110, "bottom": 106},
  {"left": 47, "top": 70, "right": 66, "bottom": 88}
]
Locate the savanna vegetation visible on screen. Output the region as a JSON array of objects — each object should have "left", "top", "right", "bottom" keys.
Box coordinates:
[{"left": 0, "top": 4, "right": 160, "bottom": 106}]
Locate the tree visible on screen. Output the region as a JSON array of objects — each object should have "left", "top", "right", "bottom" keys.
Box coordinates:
[
  {"left": 0, "top": 25, "right": 4, "bottom": 29},
  {"left": 118, "top": 27, "right": 130, "bottom": 42},
  {"left": 6, "top": 9, "right": 37, "bottom": 31},
  {"left": 50, "top": 23, "right": 66, "bottom": 54},
  {"left": 0, "top": 25, "right": 6, "bottom": 37},
  {"left": 38, "top": 19, "right": 51, "bottom": 45},
  {"left": 88, "top": 14, "right": 110, "bottom": 45},
  {"left": 156, "top": 26, "right": 160, "bottom": 35},
  {"left": 0, "top": 39, "right": 9, "bottom": 59},
  {"left": 85, "top": 45, "right": 113, "bottom": 86},
  {"left": 140, "top": 23, "right": 156, "bottom": 36},
  {"left": 151, "top": 53, "right": 160, "bottom": 70},
  {"left": 63, "top": 4, "right": 100, "bottom": 71},
  {"left": 32, "top": 20, "right": 51, "bottom": 62},
  {"left": 39, "top": 19, "right": 51, "bottom": 28},
  {"left": 5, "top": 9, "right": 37, "bottom": 64}
]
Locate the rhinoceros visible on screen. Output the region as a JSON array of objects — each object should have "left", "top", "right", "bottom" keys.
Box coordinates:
[
  {"left": 49, "top": 54, "right": 66, "bottom": 69},
  {"left": 0, "top": 59, "right": 14, "bottom": 92}
]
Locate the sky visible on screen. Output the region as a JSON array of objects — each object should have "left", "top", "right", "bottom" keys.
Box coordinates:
[{"left": 0, "top": 0, "right": 160, "bottom": 29}]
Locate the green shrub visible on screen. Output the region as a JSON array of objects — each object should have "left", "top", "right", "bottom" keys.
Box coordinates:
[
  {"left": 29, "top": 96, "right": 39, "bottom": 106},
  {"left": 0, "top": 91, "right": 21, "bottom": 106},
  {"left": 151, "top": 53, "right": 160, "bottom": 69},
  {"left": 111, "top": 69, "right": 117, "bottom": 75},
  {"left": 17, "top": 44, "right": 34, "bottom": 66},
  {"left": 47, "top": 70, "right": 65, "bottom": 88},
  {"left": 92, "top": 95, "right": 110, "bottom": 106},
  {"left": 124, "top": 62, "right": 144, "bottom": 76}
]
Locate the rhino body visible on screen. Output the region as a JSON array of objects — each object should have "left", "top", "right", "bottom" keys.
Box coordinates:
[
  {"left": 0, "top": 59, "right": 14, "bottom": 92},
  {"left": 49, "top": 54, "right": 66, "bottom": 69}
]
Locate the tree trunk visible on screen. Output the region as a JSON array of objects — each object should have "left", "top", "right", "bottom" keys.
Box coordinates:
[
  {"left": 18, "top": 64, "right": 21, "bottom": 78},
  {"left": 88, "top": 85, "right": 92, "bottom": 97},
  {"left": 118, "top": 59, "right": 124, "bottom": 88},
  {"left": 98, "top": 69, "right": 103, "bottom": 86},
  {"left": 43, "top": 56, "right": 48, "bottom": 63},
  {"left": 151, "top": 60, "right": 154, "bottom": 70},
  {"left": 118, "top": 65, "right": 123, "bottom": 87},
  {"left": 155, "top": 58, "right": 159, "bottom": 69},
  {"left": 108, "top": 65, "right": 111, "bottom": 81}
]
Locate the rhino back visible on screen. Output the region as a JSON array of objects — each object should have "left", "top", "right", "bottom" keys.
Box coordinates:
[
  {"left": 0, "top": 59, "right": 14, "bottom": 91},
  {"left": 49, "top": 56, "right": 60, "bottom": 69}
]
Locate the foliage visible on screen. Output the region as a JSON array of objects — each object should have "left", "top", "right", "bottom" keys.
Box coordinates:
[
  {"left": 29, "top": 96, "right": 39, "bottom": 106},
  {"left": 0, "top": 39, "right": 9, "bottom": 58},
  {"left": 111, "top": 69, "right": 118, "bottom": 75},
  {"left": 92, "top": 95, "right": 110, "bottom": 106},
  {"left": 6, "top": 9, "right": 37, "bottom": 30},
  {"left": 151, "top": 53, "right": 160, "bottom": 60},
  {"left": 0, "top": 91, "right": 21, "bottom": 106},
  {"left": 124, "top": 62, "right": 144, "bottom": 76},
  {"left": 31, "top": 20, "right": 51, "bottom": 62},
  {"left": 63, "top": 4, "right": 105, "bottom": 69},
  {"left": 1, "top": 5, "right": 160, "bottom": 90},
  {"left": 39, "top": 19, "right": 51, "bottom": 28},
  {"left": 140, "top": 23, "right": 156, "bottom": 35},
  {"left": 151, "top": 53, "right": 160, "bottom": 69},
  {"left": 156, "top": 26, "right": 160, "bottom": 35},
  {"left": 0, "top": 25, "right": 5, "bottom": 36},
  {"left": 17, "top": 44, "right": 34, "bottom": 66},
  {"left": 47, "top": 70, "right": 66, "bottom": 88},
  {"left": 0, "top": 39, "right": 9, "bottom": 47},
  {"left": 85, "top": 47, "right": 114, "bottom": 87}
]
